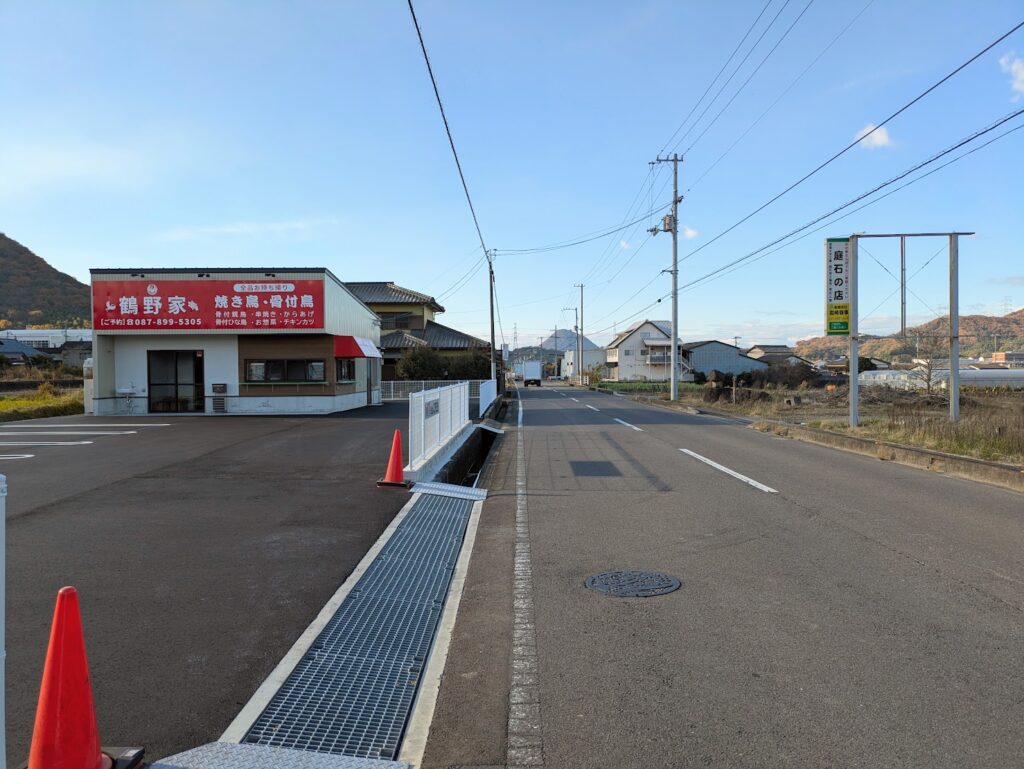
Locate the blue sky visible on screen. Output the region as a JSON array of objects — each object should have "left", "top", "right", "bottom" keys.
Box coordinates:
[{"left": 2, "top": 1, "right": 1023, "bottom": 346}]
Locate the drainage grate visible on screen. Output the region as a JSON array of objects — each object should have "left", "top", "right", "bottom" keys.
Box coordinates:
[
  {"left": 585, "top": 570, "right": 681, "bottom": 598},
  {"left": 242, "top": 493, "right": 475, "bottom": 760}
]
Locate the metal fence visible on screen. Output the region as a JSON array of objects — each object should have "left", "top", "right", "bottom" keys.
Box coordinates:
[
  {"left": 478, "top": 379, "right": 498, "bottom": 417},
  {"left": 382, "top": 379, "right": 487, "bottom": 401},
  {"left": 408, "top": 382, "right": 470, "bottom": 469}
]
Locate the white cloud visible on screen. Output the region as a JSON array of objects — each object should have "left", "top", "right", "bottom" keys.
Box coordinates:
[
  {"left": 155, "top": 216, "right": 340, "bottom": 242},
  {"left": 0, "top": 141, "right": 154, "bottom": 197},
  {"left": 854, "top": 124, "right": 891, "bottom": 149},
  {"left": 682, "top": 225, "right": 698, "bottom": 239},
  {"left": 619, "top": 239, "right": 631, "bottom": 250},
  {"left": 1000, "top": 51, "right": 1024, "bottom": 102}
]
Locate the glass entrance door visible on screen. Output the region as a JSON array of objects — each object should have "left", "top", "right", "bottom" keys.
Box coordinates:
[{"left": 148, "top": 350, "right": 205, "bottom": 413}]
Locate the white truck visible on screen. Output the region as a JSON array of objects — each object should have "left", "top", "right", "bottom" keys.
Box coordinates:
[{"left": 517, "top": 360, "right": 543, "bottom": 387}]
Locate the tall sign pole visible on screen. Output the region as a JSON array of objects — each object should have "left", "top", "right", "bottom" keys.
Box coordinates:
[
  {"left": 575, "top": 283, "right": 584, "bottom": 384},
  {"left": 825, "top": 237, "right": 855, "bottom": 425},
  {"left": 487, "top": 250, "right": 496, "bottom": 381},
  {"left": 849, "top": 235, "right": 859, "bottom": 427}
]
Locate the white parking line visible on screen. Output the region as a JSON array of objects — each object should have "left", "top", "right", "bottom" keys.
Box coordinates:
[
  {"left": 586, "top": 404, "right": 600, "bottom": 412},
  {"left": 0, "top": 441, "right": 93, "bottom": 446},
  {"left": 679, "top": 449, "right": 778, "bottom": 493},
  {"left": 6, "top": 423, "right": 170, "bottom": 428},
  {"left": 0, "top": 454, "right": 34, "bottom": 460},
  {"left": 613, "top": 417, "right": 643, "bottom": 431},
  {"left": 570, "top": 397, "right": 579, "bottom": 402},
  {"left": 0, "top": 431, "right": 138, "bottom": 436}
]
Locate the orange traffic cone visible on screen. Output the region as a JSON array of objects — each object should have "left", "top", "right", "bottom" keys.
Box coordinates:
[
  {"left": 28, "top": 587, "right": 113, "bottom": 769},
  {"left": 377, "top": 429, "right": 409, "bottom": 487}
]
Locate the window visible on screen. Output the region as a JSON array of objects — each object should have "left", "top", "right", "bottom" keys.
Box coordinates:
[
  {"left": 245, "top": 359, "right": 326, "bottom": 382},
  {"left": 624, "top": 349, "right": 633, "bottom": 356},
  {"left": 336, "top": 358, "right": 356, "bottom": 382},
  {"left": 640, "top": 348, "right": 648, "bottom": 356},
  {"left": 380, "top": 313, "right": 411, "bottom": 330}
]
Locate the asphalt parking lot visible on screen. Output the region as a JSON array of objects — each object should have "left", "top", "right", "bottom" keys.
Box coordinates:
[{"left": 0, "top": 405, "right": 409, "bottom": 765}]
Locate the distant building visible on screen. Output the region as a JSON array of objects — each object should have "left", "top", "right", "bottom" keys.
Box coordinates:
[
  {"left": 745, "top": 344, "right": 812, "bottom": 367},
  {"left": 681, "top": 340, "right": 768, "bottom": 376},
  {"left": 0, "top": 337, "right": 57, "bottom": 365},
  {"left": 344, "top": 281, "right": 493, "bottom": 380},
  {"left": 562, "top": 349, "right": 607, "bottom": 380},
  {"left": 604, "top": 320, "right": 692, "bottom": 381},
  {"left": 0, "top": 328, "right": 92, "bottom": 350},
  {"left": 991, "top": 351, "right": 1024, "bottom": 367}
]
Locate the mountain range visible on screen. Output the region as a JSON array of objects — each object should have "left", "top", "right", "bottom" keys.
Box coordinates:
[
  {"left": 794, "top": 308, "right": 1024, "bottom": 361},
  {"left": 0, "top": 234, "right": 91, "bottom": 328}
]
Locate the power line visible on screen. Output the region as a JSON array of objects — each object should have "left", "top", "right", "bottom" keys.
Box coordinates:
[
  {"left": 669, "top": 0, "right": 795, "bottom": 154},
  {"left": 681, "top": 107, "right": 1024, "bottom": 288},
  {"left": 589, "top": 115, "right": 1024, "bottom": 338},
  {"left": 682, "top": 0, "right": 815, "bottom": 156},
  {"left": 681, "top": 119, "right": 1024, "bottom": 293},
  {"left": 680, "top": 18, "right": 1024, "bottom": 263},
  {"left": 659, "top": 0, "right": 774, "bottom": 154},
  {"left": 496, "top": 201, "right": 670, "bottom": 255},
  {"left": 686, "top": 0, "right": 876, "bottom": 194},
  {"left": 407, "top": 0, "right": 488, "bottom": 257}
]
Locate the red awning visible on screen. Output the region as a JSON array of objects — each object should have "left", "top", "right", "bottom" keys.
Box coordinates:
[{"left": 333, "top": 335, "right": 383, "bottom": 358}]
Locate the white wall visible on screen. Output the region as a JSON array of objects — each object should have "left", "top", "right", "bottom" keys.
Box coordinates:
[
  {"left": 324, "top": 277, "right": 379, "bottom": 342},
  {"left": 562, "top": 349, "right": 606, "bottom": 377},
  {"left": 94, "top": 334, "right": 239, "bottom": 415}
]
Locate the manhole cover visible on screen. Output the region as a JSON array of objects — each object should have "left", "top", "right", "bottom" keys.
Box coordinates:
[{"left": 584, "top": 570, "right": 681, "bottom": 598}]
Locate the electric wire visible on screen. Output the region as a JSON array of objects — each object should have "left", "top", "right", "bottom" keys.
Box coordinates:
[
  {"left": 682, "top": 0, "right": 815, "bottom": 156},
  {"left": 680, "top": 18, "right": 1024, "bottom": 263},
  {"left": 587, "top": 116, "right": 1023, "bottom": 339},
  {"left": 659, "top": 0, "right": 774, "bottom": 152},
  {"left": 686, "top": 0, "right": 876, "bottom": 194}
]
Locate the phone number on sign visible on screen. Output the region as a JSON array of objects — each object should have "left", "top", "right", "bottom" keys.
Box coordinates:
[{"left": 100, "top": 317, "right": 205, "bottom": 328}]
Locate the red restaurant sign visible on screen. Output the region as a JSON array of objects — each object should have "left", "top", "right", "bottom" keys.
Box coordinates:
[{"left": 92, "top": 279, "right": 325, "bottom": 331}]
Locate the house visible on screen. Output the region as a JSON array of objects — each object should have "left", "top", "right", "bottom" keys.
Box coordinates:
[
  {"left": 745, "top": 344, "right": 812, "bottom": 367},
  {"left": 57, "top": 340, "right": 93, "bottom": 368},
  {"left": 0, "top": 337, "right": 56, "bottom": 365},
  {"left": 604, "top": 320, "right": 692, "bottom": 381},
  {"left": 562, "top": 349, "right": 607, "bottom": 380},
  {"left": 344, "top": 281, "right": 493, "bottom": 380},
  {"left": 681, "top": 340, "right": 768, "bottom": 376}
]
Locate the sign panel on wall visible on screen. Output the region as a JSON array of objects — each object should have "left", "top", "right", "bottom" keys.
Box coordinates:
[
  {"left": 92, "top": 279, "right": 325, "bottom": 331},
  {"left": 825, "top": 238, "right": 850, "bottom": 336}
]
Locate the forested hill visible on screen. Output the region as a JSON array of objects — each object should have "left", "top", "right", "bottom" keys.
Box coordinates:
[{"left": 0, "top": 234, "right": 91, "bottom": 328}]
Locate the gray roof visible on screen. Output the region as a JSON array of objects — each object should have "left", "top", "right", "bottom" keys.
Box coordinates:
[
  {"left": 0, "top": 338, "right": 55, "bottom": 359},
  {"left": 606, "top": 320, "right": 672, "bottom": 349},
  {"left": 379, "top": 321, "right": 488, "bottom": 351},
  {"left": 344, "top": 282, "right": 445, "bottom": 313}
]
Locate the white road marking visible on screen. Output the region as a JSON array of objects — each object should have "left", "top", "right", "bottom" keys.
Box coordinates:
[
  {"left": 679, "top": 449, "right": 778, "bottom": 493},
  {"left": 570, "top": 397, "right": 579, "bottom": 402},
  {"left": 0, "top": 431, "right": 137, "bottom": 436},
  {"left": 0, "top": 441, "right": 93, "bottom": 446},
  {"left": 613, "top": 417, "right": 643, "bottom": 431},
  {"left": 586, "top": 404, "right": 600, "bottom": 411},
  {"left": 6, "top": 423, "right": 170, "bottom": 428},
  {"left": 0, "top": 454, "right": 34, "bottom": 460}
]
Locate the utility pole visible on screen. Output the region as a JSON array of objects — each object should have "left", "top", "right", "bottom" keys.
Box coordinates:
[
  {"left": 733, "top": 335, "right": 741, "bottom": 349},
  {"left": 513, "top": 323, "right": 518, "bottom": 352},
  {"left": 487, "top": 249, "right": 496, "bottom": 381},
  {"left": 575, "top": 284, "right": 584, "bottom": 385},
  {"left": 650, "top": 154, "right": 682, "bottom": 400},
  {"left": 563, "top": 305, "right": 578, "bottom": 380}
]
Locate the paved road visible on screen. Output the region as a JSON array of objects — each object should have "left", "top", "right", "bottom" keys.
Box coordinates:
[
  {"left": 425, "top": 384, "right": 1024, "bottom": 769},
  {"left": 0, "top": 407, "right": 409, "bottom": 765}
]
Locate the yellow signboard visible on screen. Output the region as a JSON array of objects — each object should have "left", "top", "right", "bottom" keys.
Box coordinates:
[{"left": 827, "top": 303, "right": 850, "bottom": 334}]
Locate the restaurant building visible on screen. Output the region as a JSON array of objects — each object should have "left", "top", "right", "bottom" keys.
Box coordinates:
[{"left": 90, "top": 267, "right": 382, "bottom": 415}]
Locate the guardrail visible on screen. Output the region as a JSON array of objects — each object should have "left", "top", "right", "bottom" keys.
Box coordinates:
[
  {"left": 382, "top": 380, "right": 487, "bottom": 401},
  {"left": 478, "top": 379, "right": 498, "bottom": 417},
  {"left": 408, "top": 382, "right": 470, "bottom": 470}
]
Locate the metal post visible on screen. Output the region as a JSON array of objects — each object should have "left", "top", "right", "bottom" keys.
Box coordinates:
[
  {"left": 576, "top": 283, "right": 584, "bottom": 385},
  {"left": 849, "top": 235, "right": 859, "bottom": 427},
  {"left": 487, "top": 253, "right": 496, "bottom": 381},
  {"left": 670, "top": 154, "right": 680, "bottom": 401},
  {"left": 900, "top": 235, "right": 906, "bottom": 336},
  {"left": 949, "top": 234, "right": 960, "bottom": 421}
]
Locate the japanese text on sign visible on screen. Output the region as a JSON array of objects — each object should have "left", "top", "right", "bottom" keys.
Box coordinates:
[
  {"left": 825, "top": 239, "right": 850, "bottom": 336},
  {"left": 93, "top": 279, "right": 325, "bottom": 331}
]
